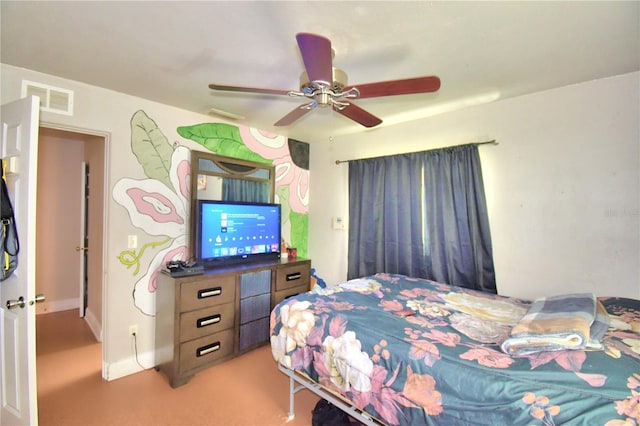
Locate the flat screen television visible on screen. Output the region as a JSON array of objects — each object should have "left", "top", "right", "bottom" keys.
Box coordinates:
[{"left": 195, "top": 200, "right": 281, "bottom": 268}]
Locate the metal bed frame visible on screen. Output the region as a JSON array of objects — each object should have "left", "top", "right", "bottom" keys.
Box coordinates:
[{"left": 278, "top": 363, "right": 384, "bottom": 425}]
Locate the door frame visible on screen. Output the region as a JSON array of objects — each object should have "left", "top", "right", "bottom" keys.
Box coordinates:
[{"left": 39, "top": 121, "right": 110, "bottom": 379}]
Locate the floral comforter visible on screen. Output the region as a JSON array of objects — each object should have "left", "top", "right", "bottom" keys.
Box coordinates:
[{"left": 269, "top": 273, "right": 640, "bottom": 425}]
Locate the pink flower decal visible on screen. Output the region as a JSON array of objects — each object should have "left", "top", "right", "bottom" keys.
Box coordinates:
[
  {"left": 113, "top": 146, "right": 190, "bottom": 315},
  {"left": 125, "top": 188, "right": 184, "bottom": 224},
  {"left": 238, "top": 127, "right": 286, "bottom": 158},
  {"left": 273, "top": 156, "right": 309, "bottom": 213},
  {"left": 239, "top": 127, "right": 309, "bottom": 214}
]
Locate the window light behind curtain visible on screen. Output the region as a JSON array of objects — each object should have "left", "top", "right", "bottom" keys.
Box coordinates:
[{"left": 348, "top": 144, "right": 496, "bottom": 293}]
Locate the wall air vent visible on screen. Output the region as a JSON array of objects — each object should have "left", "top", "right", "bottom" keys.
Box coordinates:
[{"left": 21, "top": 80, "right": 74, "bottom": 116}]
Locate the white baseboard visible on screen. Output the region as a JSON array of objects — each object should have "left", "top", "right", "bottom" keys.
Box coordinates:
[
  {"left": 37, "top": 300, "right": 154, "bottom": 383},
  {"left": 104, "top": 347, "right": 155, "bottom": 381},
  {"left": 36, "top": 297, "right": 79, "bottom": 315},
  {"left": 83, "top": 307, "right": 102, "bottom": 342}
]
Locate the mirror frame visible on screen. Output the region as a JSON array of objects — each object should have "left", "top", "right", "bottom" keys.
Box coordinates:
[{"left": 189, "top": 150, "right": 276, "bottom": 259}]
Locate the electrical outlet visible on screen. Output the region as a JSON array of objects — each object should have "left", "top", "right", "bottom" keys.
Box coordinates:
[{"left": 129, "top": 324, "right": 138, "bottom": 336}]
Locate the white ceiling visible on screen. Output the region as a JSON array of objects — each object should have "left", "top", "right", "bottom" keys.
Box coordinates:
[{"left": 1, "top": 1, "right": 638, "bottom": 143}]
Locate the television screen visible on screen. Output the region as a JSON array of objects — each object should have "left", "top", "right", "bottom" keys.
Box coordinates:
[{"left": 196, "top": 200, "right": 281, "bottom": 268}]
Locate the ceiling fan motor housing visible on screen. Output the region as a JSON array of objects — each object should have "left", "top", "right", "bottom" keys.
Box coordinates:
[{"left": 300, "top": 67, "right": 349, "bottom": 107}]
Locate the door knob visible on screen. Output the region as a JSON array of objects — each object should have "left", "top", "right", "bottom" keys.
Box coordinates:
[
  {"left": 6, "top": 296, "right": 25, "bottom": 309},
  {"left": 75, "top": 246, "right": 88, "bottom": 252},
  {"left": 5, "top": 294, "right": 45, "bottom": 309}
]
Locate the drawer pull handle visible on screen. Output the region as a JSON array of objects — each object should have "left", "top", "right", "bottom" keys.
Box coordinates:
[
  {"left": 286, "top": 273, "right": 301, "bottom": 281},
  {"left": 197, "top": 342, "right": 221, "bottom": 357},
  {"left": 198, "top": 287, "right": 222, "bottom": 299},
  {"left": 197, "top": 314, "right": 221, "bottom": 328}
]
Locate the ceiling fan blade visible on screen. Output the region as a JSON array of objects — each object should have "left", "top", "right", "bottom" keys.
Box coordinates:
[
  {"left": 335, "top": 102, "right": 382, "bottom": 128},
  {"left": 346, "top": 76, "right": 441, "bottom": 99},
  {"left": 296, "top": 33, "right": 333, "bottom": 84},
  {"left": 274, "top": 105, "right": 313, "bottom": 127},
  {"left": 209, "top": 83, "right": 291, "bottom": 96}
]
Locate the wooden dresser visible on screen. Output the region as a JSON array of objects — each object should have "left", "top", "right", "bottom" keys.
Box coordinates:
[{"left": 155, "top": 257, "right": 311, "bottom": 387}]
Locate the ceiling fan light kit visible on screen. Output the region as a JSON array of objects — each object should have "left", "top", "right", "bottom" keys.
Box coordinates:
[{"left": 208, "top": 32, "right": 441, "bottom": 129}]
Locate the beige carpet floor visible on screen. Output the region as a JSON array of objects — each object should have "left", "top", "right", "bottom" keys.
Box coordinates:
[{"left": 36, "top": 310, "right": 319, "bottom": 426}]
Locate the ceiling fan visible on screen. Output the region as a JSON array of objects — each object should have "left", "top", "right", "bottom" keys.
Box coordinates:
[{"left": 208, "top": 33, "right": 441, "bottom": 128}]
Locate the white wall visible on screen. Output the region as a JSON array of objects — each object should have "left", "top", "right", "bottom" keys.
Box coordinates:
[{"left": 309, "top": 72, "right": 639, "bottom": 301}]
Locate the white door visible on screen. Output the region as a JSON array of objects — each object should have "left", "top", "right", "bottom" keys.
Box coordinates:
[
  {"left": 0, "top": 96, "right": 40, "bottom": 426},
  {"left": 79, "top": 162, "right": 89, "bottom": 317}
]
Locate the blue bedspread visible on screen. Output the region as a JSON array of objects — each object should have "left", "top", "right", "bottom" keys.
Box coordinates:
[{"left": 270, "top": 273, "right": 640, "bottom": 425}]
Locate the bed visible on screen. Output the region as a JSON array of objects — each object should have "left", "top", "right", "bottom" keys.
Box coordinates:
[{"left": 269, "top": 273, "right": 640, "bottom": 425}]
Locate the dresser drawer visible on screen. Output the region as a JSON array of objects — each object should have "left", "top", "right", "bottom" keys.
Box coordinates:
[
  {"left": 275, "top": 263, "right": 310, "bottom": 292},
  {"left": 240, "top": 293, "right": 271, "bottom": 324},
  {"left": 239, "top": 317, "right": 270, "bottom": 351},
  {"left": 240, "top": 269, "right": 271, "bottom": 298},
  {"left": 179, "top": 328, "right": 235, "bottom": 373},
  {"left": 273, "top": 284, "right": 309, "bottom": 307},
  {"left": 180, "top": 275, "right": 235, "bottom": 312},
  {"left": 179, "top": 303, "right": 235, "bottom": 343}
]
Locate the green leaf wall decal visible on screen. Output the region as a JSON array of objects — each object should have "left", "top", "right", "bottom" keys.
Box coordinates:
[
  {"left": 130, "top": 110, "right": 173, "bottom": 189},
  {"left": 177, "top": 123, "right": 270, "bottom": 164},
  {"left": 290, "top": 212, "right": 308, "bottom": 259}
]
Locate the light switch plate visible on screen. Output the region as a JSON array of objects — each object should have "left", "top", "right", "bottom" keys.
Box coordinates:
[{"left": 127, "top": 235, "right": 138, "bottom": 249}]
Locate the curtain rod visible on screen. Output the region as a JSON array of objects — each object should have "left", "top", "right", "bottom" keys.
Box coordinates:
[{"left": 335, "top": 139, "right": 498, "bottom": 165}]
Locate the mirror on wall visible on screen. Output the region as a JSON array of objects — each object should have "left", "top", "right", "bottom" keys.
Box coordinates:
[
  {"left": 189, "top": 150, "right": 276, "bottom": 256},
  {"left": 191, "top": 151, "right": 275, "bottom": 203}
]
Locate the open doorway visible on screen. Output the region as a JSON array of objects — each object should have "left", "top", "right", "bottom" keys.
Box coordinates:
[{"left": 34, "top": 126, "right": 107, "bottom": 386}]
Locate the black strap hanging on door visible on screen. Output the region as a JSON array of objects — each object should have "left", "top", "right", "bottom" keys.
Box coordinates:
[{"left": 1, "top": 159, "right": 19, "bottom": 281}]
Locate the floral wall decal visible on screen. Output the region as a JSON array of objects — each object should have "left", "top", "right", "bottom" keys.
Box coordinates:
[
  {"left": 177, "top": 123, "right": 309, "bottom": 256},
  {"left": 114, "top": 111, "right": 310, "bottom": 316},
  {"left": 114, "top": 111, "right": 190, "bottom": 316}
]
